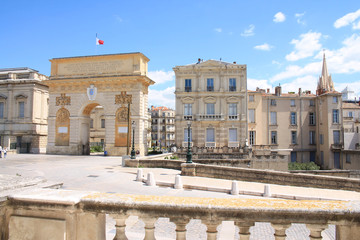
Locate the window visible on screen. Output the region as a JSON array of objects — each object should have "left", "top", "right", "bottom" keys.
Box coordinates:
[
  {"left": 184, "top": 104, "right": 192, "bottom": 116},
  {"left": 185, "top": 79, "right": 192, "bottom": 92},
  {"left": 249, "top": 95, "right": 254, "bottom": 102},
  {"left": 320, "top": 134, "right": 324, "bottom": 145},
  {"left": 271, "top": 131, "right": 277, "bottom": 144},
  {"left": 290, "top": 99, "right": 295, "bottom": 106},
  {"left": 346, "top": 154, "right": 351, "bottom": 164},
  {"left": 19, "top": 102, "right": 24, "bottom": 118},
  {"left": 290, "top": 112, "right": 297, "bottom": 125},
  {"left": 101, "top": 119, "right": 105, "bottom": 128},
  {"left": 229, "top": 103, "right": 237, "bottom": 116},
  {"left": 291, "top": 152, "right": 297, "bottom": 162},
  {"left": 229, "top": 78, "right": 236, "bottom": 91},
  {"left": 90, "top": 119, "right": 93, "bottom": 128},
  {"left": 229, "top": 128, "right": 237, "bottom": 142},
  {"left": 333, "top": 96, "right": 338, "bottom": 103},
  {"left": 321, "top": 151, "right": 324, "bottom": 166},
  {"left": 270, "top": 99, "right": 276, "bottom": 106},
  {"left": 206, "top": 103, "right": 215, "bottom": 115},
  {"left": 333, "top": 130, "right": 340, "bottom": 144},
  {"left": 291, "top": 131, "right": 297, "bottom": 144},
  {"left": 0, "top": 102, "right": 4, "bottom": 119},
  {"left": 207, "top": 78, "right": 214, "bottom": 91},
  {"left": 309, "top": 100, "right": 315, "bottom": 106},
  {"left": 348, "top": 111, "right": 353, "bottom": 118},
  {"left": 206, "top": 128, "right": 215, "bottom": 142},
  {"left": 310, "top": 152, "right": 316, "bottom": 162},
  {"left": 309, "top": 112, "right": 316, "bottom": 125},
  {"left": 333, "top": 109, "right": 339, "bottom": 123},
  {"left": 249, "top": 131, "right": 255, "bottom": 145},
  {"left": 249, "top": 109, "right": 255, "bottom": 123},
  {"left": 184, "top": 128, "right": 192, "bottom": 142},
  {"left": 270, "top": 112, "right": 277, "bottom": 125},
  {"left": 309, "top": 131, "right": 316, "bottom": 145}
]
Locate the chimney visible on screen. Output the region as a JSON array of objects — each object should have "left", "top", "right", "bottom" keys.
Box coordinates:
[
  {"left": 197, "top": 58, "right": 201, "bottom": 63},
  {"left": 275, "top": 85, "right": 282, "bottom": 96},
  {"left": 267, "top": 88, "right": 270, "bottom": 93},
  {"left": 233, "top": 61, "right": 236, "bottom": 64},
  {"left": 298, "top": 88, "right": 302, "bottom": 96}
]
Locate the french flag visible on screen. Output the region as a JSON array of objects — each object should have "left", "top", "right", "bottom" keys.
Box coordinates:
[{"left": 96, "top": 34, "right": 104, "bottom": 45}]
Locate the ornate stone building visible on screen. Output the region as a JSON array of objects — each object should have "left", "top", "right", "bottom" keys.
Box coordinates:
[
  {"left": 0, "top": 68, "right": 48, "bottom": 153},
  {"left": 46, "top": 53, "right": 154, "bottom": 156},
  {"left": 174, "top": 59, "right": 247, "bottom": 151}
]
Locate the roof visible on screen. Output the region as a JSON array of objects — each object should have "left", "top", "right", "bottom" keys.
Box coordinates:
[
  {"left": 50, "top": 52, "right": 149, "bottom": 61},
  {"left": 174, "top": 59, "right": 246, "bottom": 69},
  {"left": 343, "top": 102, "right": 360, "bottom": 109},
  {"left": 151, "top": 106, "right": 173, "bottom": 111},
  {"left": 0, "top": 67, "right": 38, "bottom": 73}
]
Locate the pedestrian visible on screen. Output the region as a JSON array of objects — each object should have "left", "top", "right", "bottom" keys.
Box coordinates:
[
  {"left": 3, "top": 147, "right": 7, "bottom": 159},
  {"left": 0, "top": 146, "right": 2, "bottom": 158}
]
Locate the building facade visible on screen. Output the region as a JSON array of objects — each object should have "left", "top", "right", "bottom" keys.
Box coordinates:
[
  {"left": 46, "top": 53, "right": 154, "bottom": 156},
  {"left": 174, "top": 59, "right": 247, "bottom": 151},
  {"left": 248, "top": 54, "right": 345, "bottom": 169},
  {"left": 150, "top": 106, "right": 175, "bottom": 148},
  {"left": 0, "top": 68, "right": 49, "bottom": 153}
]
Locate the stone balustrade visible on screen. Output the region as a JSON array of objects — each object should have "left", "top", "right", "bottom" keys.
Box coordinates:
[{"left": 1, "top": 188, "right": 359, "bottom": 239}]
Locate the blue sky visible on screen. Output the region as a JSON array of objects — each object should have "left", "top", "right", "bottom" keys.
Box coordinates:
[{"left": 1, "top": 1, "right": 360, "bottom": 108}]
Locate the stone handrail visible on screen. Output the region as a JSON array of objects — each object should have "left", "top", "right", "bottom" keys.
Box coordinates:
[{"left": 2, "top": 188, "right": 360, "bottom": 239}]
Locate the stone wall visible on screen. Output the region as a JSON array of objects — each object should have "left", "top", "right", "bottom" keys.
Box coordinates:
[
  {"left": 290, "top": 170, "right": 360, "bottom": 179},
  {"left": 181, "top": 163, "right": 360, "bottom": 192}
]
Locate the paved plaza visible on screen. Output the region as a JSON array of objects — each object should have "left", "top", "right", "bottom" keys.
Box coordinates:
[{"left": 1, "top": 153, "right": 356, "bottom": 239}]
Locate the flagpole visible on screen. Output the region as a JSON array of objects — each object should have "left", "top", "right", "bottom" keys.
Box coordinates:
[{"left": 95, "top": 33, "right": 98, "bottom": 55}]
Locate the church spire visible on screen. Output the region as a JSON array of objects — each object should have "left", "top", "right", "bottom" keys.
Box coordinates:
[{"left": 316, "top": 52, "right": 334, "bottom": 95}]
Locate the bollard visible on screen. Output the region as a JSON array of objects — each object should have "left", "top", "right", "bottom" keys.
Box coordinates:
[
  {"left": 174, "top": 175, "right": 183, "bottom": 189},
  {"left": 263, "top": 184, "right": 271, "bottom": 197},
  {"left": 146, "top": 172, "right": 156, "bottom": 186},
  {"left": 231, "top": 181, "right": 239, "bottom": 195},
  {"left": 136, "top": 169, "right": 143, "bottom": 182}
]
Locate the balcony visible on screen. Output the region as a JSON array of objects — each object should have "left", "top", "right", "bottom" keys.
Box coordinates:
[
  {"left": 3, "top": 188, "right": 359, "bottom": 239},
  {"left": 185, "top": 86, "right": 192, "bottom": 92},
  {"left": 196, "top": 114, "right": 224, "bottom": 121},
  {"left": 228, "top": 114, "right": 239, "bottom": 120},
  {"left": 228, "top": 142, "right": 239, "bottom": 148},
  {"left": 331, "top": 143, "right": 343, "bottom": 150},
  {"left": 182, "top": 141, "right": 193, "bottom": 147},
  {"left": 205, "top": 142, "right": 216, "bottom": 147},
  {"left": 229, "top": 86, "right": 236, "bottom": 92},
  {"left": 183, "top": 115, "right": 193, "bottom": 120},
  {"left": 207, "top": 86, "right": 214, "bottom": 92}
]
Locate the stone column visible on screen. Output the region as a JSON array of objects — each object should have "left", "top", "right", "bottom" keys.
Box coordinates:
[
  {"left": 203, "top": 220, "right": 221, "bottom": 240},
  {"left": 170, "top": 218, "right": 189, "bottom": 240},
  {"left": 111, "top": 214, "right": 128, "bottom": 240},
  {"left": 271, "top": 223, "right": 290, "bottom": 240},
  {"left": 142, "top": 217, "right": 157, "bottom": 240},
  {"left": 306, "top": 224, "right": 327, "bottom": 240},
  {"left": 235, "top": 221, "right": 254, "bottom": 240}
]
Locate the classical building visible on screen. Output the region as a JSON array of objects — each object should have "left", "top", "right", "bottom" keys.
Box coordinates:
[
  {"left": 174, "top": 59, "right": 247, "bottom": 151},
  {"left": 150, "top": 106, "right": 175, "bottom": 148},
  {"left": 45, "top": 53, "right": 154, "bottom": 156},
  {"left": 249, "top": 54, "right": 345, "bottom": 169},
  {"left": 0, "top": 68, "right": 49, "bottom": 153}
]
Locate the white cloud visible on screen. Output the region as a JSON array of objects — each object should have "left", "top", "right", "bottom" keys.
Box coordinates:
[
  {"left": 247, "top": 78, "right": 272, "bottom": 91},
  {"left": 241, "top": 24, "right": 255, "bottom": 37},
  {"left": 270, "top": 62, "right": 321, "bottom": 83},
  {"left": 285, "top": 31, "right": 322, "bottom": 61},
  {"left": 148, "top": 70, "right": 175, "bottom": 85},
  {"left": 214, "top": 28, "right": 222, "bottom": 33},
  {"left": 273, "top": 12, "right": 286, "bottom": 23},
  {"left": 281, "top": 75, "right": 318, "bottom": 94},
  {"left": 353, "top": 21, "right": 360, "bottom": 30},
  {"left": 114, "top": 15, "right": 123, "bottom": 23},
  {"left": 334, "top": 9, "right": 360, "bottom": 29},
  {"left": 254, "top": 43, "right": 273, "bottom": 51},
  {"left": 295, "top": 12, "right": 306, "bottom": 25},
  {"left": 148, "top": 87, "right": 175, "bottom": 109}
]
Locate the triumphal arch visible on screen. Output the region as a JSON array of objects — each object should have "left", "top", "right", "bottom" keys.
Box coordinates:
[{"left": 45, "top": 53, "right": 154, "bottom": 156}]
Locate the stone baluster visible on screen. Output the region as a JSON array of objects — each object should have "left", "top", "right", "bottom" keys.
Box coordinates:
[
  {"left": 170, "top": 218, "right": 189, "bottom": 240},
  {"left": 235, "top": 221, "right": 254, "bottom": 240},
  {"left": 203, "top": 220, "right": 221, "bottom": 240},
  {"left": 142, "top": 217, "right": 157, "bottom": 240},
  {"left": 306, "top": 224, "right": 327, "bottom": 240},
  {"left": 111, "top": 214, "right": 128, "bottom": 240},
  {"left": 271, "top": 223, "right": 291, "bottom": 240}
]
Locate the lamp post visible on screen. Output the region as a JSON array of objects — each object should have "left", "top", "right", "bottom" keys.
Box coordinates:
[
  {"left": 186, "top": 120, "right": 192, "bottom": 163},
  {"left": 131, "top": 121, "right": 136, "bottom": 159}
]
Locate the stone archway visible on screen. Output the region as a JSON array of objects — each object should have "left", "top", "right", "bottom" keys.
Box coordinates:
[{"left": 45, "top": 53, "right": 154, "bottom": 156}]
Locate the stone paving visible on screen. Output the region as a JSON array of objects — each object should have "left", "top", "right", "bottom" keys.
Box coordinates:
[{"left": 0, "top": 153, "right": 348, "bottom": 239}]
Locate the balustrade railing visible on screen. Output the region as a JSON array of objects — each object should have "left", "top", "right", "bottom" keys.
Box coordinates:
[
  {"left": 2, "top": 188, "right": 359, "bottom": 239},
  {"left": 196, "top": 114, "right": 224, "bottom": 120}
]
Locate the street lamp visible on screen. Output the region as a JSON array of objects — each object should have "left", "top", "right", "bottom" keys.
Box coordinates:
[
  {"left": 186, "top": 120, "right": 192, "bottom": 163},
  {"left": 131, "top": 121, "right": 136, "bottom": 159}
]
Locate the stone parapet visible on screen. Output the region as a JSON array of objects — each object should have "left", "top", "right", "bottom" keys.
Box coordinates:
[{"left": 1, "top": 188, "right": 359, "bottom": 239}]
